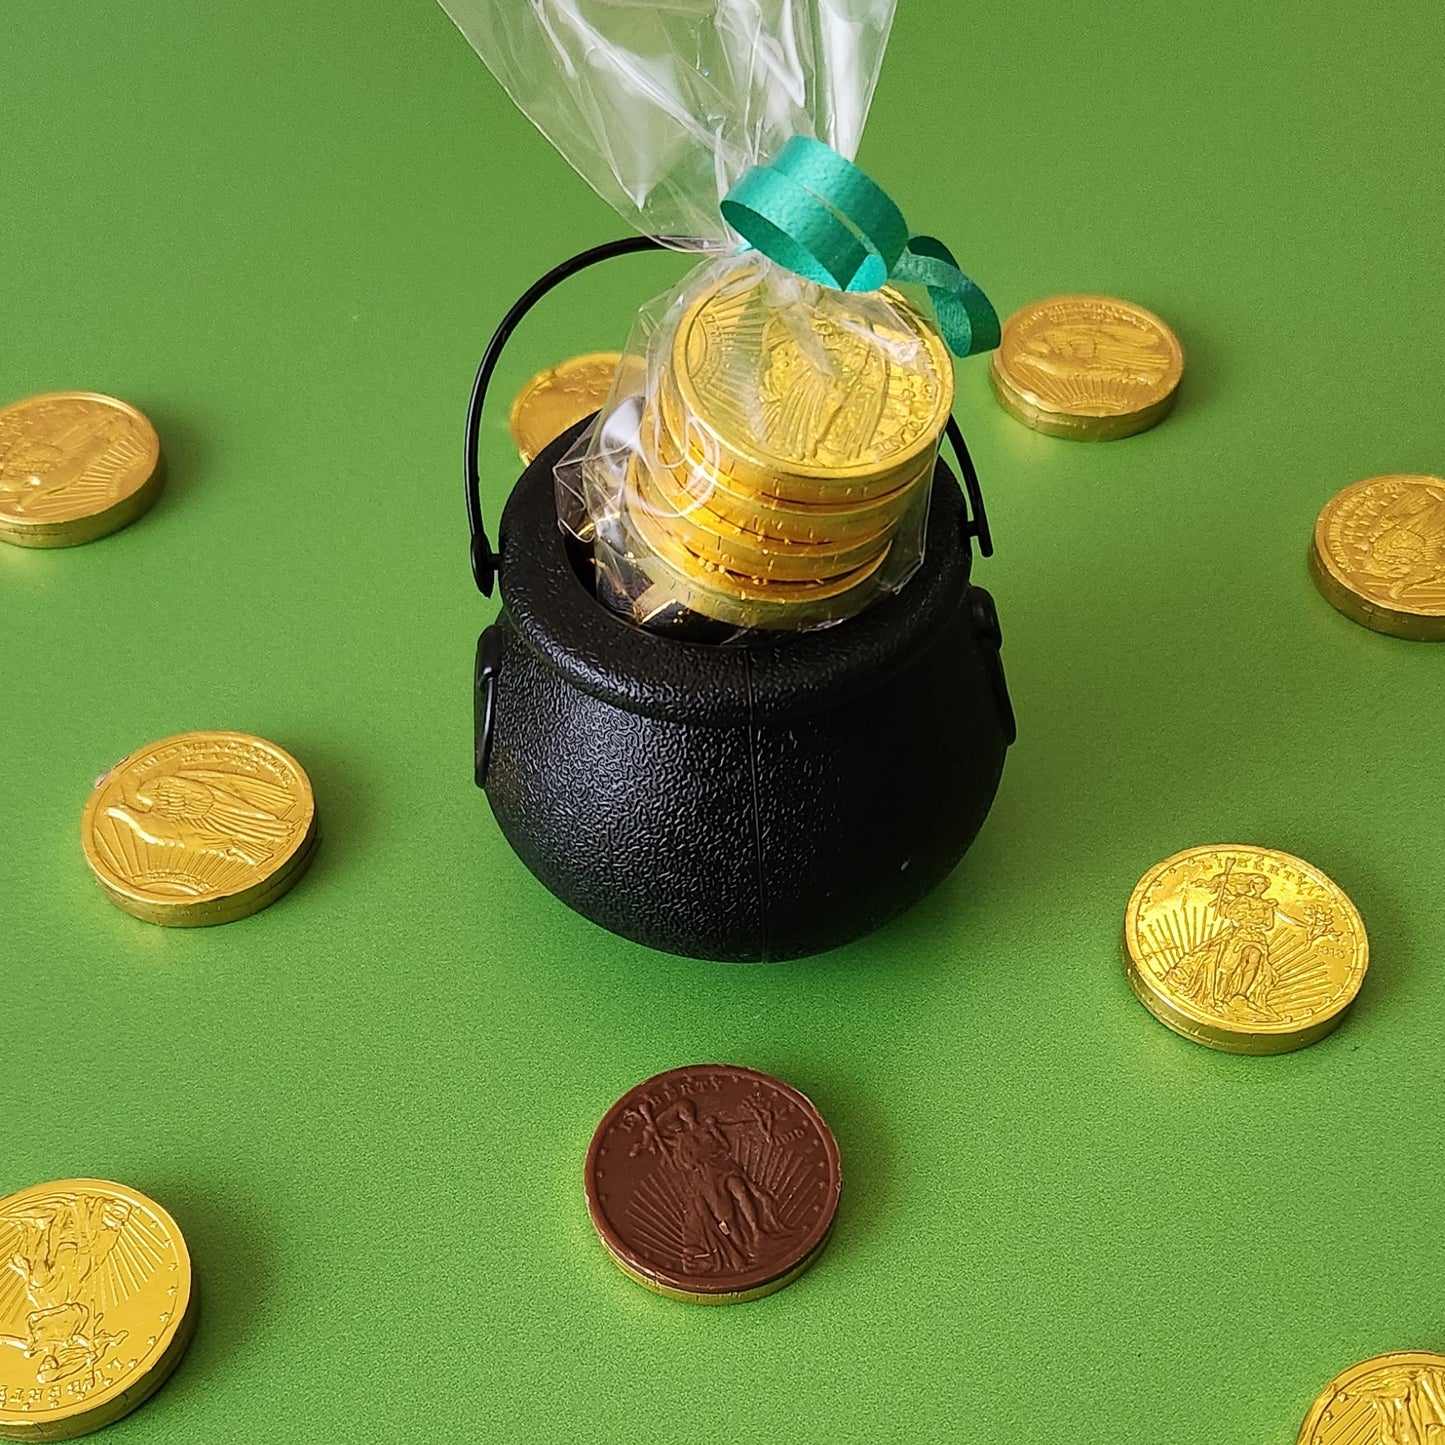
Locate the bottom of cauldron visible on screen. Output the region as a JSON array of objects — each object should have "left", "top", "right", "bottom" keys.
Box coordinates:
[{"left": 474, "top": 420, "right": 1014, "bottom": 962}]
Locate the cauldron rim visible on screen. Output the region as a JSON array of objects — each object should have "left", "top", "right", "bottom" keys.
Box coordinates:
[{"left": 495, "top": 419, "right": 976, "bottom": 728}]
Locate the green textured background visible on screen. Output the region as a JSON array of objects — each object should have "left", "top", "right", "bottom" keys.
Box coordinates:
[{"left": 3, "top": 2, "right": 1443, "bottom": 1441}]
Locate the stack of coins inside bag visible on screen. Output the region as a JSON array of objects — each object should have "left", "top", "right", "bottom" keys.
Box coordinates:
[{"left": 561, "top": 254, "right": 955, "bottom": 636}]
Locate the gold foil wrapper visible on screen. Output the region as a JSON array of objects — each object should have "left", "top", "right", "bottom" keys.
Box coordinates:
[{"left": 563, "top": 253, "right": 954, "bottom": 634}]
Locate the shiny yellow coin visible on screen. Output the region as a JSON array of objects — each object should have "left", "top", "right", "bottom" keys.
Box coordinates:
[
  {"left": 625, "top": 476, "right": 885, "bottom": 600},
  {"left": 509, "top": 352, "right": 624, "bottom": 465},
  {"left": 1123, "top": 844, "right": 1367, "bottom": 1054},
  {"left": 627, "top": 453, "right": 890, "bottom": 582},
  {"left": 0, "top": 393, "right": 163, "bottom": 548},
  {"left": 670, "top": 261, "right": 953, "bottom": 491},
  {"left": 990, "top": 295, "right": 1183, "bottom": 440},
  {"left": 647, "top": 396, "right": 925, "bottom": 546},
  {"left": 621, "top": 487, "right": 889, "bottom": 630},
  {"left": 1297, "top": 1351, "right": 1445, "bottom": 1445},
  {"left": 656, "top": 368, "right": 936, "bottom": 507},
  {"left": 0, "top": 1179, "right": 196, "bottom": 1441},
  {"left": 81, "top": 730, "right": 318, "bottom": 927},
  {"left": 1310, "top": 474, "right": 1445, "bottom": 640}
]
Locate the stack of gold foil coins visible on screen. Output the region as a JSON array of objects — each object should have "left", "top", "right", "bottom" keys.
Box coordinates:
[{"left": 611, "top": 261, "right": 954, "bottom": 631}]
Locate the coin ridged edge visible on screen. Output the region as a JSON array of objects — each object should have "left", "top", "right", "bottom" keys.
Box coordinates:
[
  {"left": 1121, "top": 940, "right": 1347, "bottom": 1055},
  {"left": 0, "top": 458, "right": 164, "bottom": 549},
  {"left": 0, "top": 1287, "right": 201, "bottom": 1442},
  {"left": 601, "top": 1226, "right": 835, "bottom": 1306}
]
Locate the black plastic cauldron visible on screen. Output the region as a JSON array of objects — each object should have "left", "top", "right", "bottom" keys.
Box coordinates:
[{"left": 466, "top": 239, "right": 1015, "bottom": 962}]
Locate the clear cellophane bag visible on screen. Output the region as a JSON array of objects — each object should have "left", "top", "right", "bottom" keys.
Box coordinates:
[{"left": 441, "top": 0, "right": 954, "bottom": 635}]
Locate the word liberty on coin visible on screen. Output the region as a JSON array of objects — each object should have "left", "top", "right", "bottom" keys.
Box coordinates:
[
  {"left": 1123, "top": 844, "right": 1368, "bottom": 1053},
  {"left": 990, "top": 295, "right": 1183, "bottom": 440},
  {"left": 81, "top": 731, "right": 318, "bottom": 926},
  {"left": 509, "top": 353, "right": 624, "bottom": 465},
  {"left": 1310, "top": 474, "right": 1445, "bottom": 640},
  {"left": 1297, "top": 1352, "right": 1445, "bottom": 1444},
  {"left": 0, "top": 1180, "right": 196, "bottom": 1441},
  {"left": 0, "top": 394, "right": 163, "bottom": 549},
  {"left": 584, "top": 1065, "right": 841, "bottom": 1304}
]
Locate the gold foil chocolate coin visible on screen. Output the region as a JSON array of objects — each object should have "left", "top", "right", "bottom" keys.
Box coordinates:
[
  {"left": 991, "top": 295, "right": 1183, "bottom": 440},
  {"left": 1310, "top": 474, "right": 1445, "bottom": 639},
  {"left": 670, "top": 262, "right": 953, "bottom": 488},
  {"left": 1123, "top": 844, "right": 1368, "bottom": 1053},
  {"left": 0, "top": 393, "right": 163, "bottom": 548},
  {"left": 0, "top": 1179, "right": 196, "bottom": 1441},
  {"left": 585, "top": 1064, "right": 842, "bottom": 1304},
  {"left": 1297, "top": 1351, "right": 1445, "bottom": 1445},
  {"left": 81, "top": 730, "right": 318, "bottom": 927},
  {"left": 509, "top": 352, "right": 623, "bottom": 464},
  {"left": 626, "top": 454, "right": 889, "bottom": 582}
]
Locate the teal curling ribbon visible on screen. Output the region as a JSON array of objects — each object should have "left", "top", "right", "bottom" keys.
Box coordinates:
[{"left": 720, "top": 135, "right": 1000, "bottom": 358}]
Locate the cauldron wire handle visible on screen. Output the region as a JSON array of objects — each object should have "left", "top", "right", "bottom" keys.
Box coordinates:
[
  {"left": 465, "top": 235, "right": 668, "bottom": 595},
  {"left": 944, "top": 415, "right": 993, "bottom": 558}
]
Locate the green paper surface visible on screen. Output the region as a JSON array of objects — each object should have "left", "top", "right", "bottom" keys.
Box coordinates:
[{"left": 3, "top": 3, "right": 1443, "bottom": 1442}]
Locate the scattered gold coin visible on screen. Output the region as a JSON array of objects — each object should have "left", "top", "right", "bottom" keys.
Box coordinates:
[
  {"left": 0, "top": 1179, "right": 196, "bottom": 1441},
  {"left": 1310, "top": 474, "right": 1445, "bottom": 640},
  {"left": 0, "top": 392, "right": 163, "bottom": 548},
  {"left": 509, "top": 352, "right": 623, "bottom": 464},
  {"left": 990, "top": 295, "right": 1183, "bottom": 440},
  {"left": 81, "top": 730, "right": 318, "bottom": 927},
  {"left": 1297, "top": 1351, "right": 1445, "bottom": 1445},
  {"left": 1123, "top": 844, "right": 1367, "bottom": 1054}
]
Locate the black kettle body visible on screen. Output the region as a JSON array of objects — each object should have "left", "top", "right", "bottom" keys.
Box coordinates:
[{"left": 467, "top": 241, "right": 1015, "bottom": 962}]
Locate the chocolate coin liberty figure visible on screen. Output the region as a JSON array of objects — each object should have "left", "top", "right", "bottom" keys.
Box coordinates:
[
  {"left": 632, "top": 1096, "right": 788, "bottom": 1276},
  {"left": 586, "top": 1066, "right": 841, "bottom": 1303}
]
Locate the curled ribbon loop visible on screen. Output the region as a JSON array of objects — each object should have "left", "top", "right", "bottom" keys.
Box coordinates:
[{"left": 720, "top": 136, "right": 999, "bottom": 359}]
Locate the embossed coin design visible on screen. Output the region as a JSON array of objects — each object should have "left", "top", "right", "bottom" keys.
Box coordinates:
[
  {"left": 1310, "top": 475, "right": 1445, "bottom": 640},
  {"left": 81, "top": 730, "right": 318, "bottom": 926},
  {"left": 990, "top": 295, "right": 1183, "bottom": 440},
  {"left": 509, "top": 352, "right": 624, "bottom": 464},
  {"left": 0, "top": 393, "right": 163, "bottom": 548},
  {"left": 585, "top": 1065, "right": 842, "bottom": 1304},
  {"left": 0, "top": 1180, "right": 196, "bottom": 1441},
  {"left": 1123, "top": 845, "right": 1368, "bottom": 1053},
  {"left": 1297, "top": 1351, "right": 1445, "bottom": 1445},
  {"left": 670, "top": 262, "right": 953, "bottom": 488}
]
